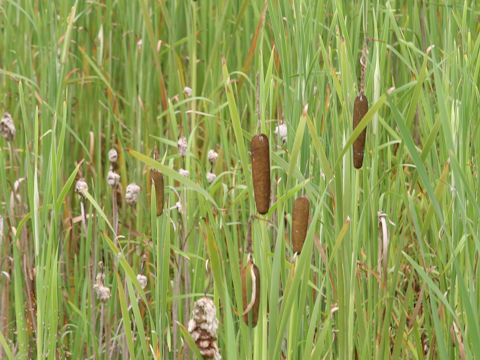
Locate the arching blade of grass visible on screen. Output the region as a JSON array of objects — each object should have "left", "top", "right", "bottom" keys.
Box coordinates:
[{"left": 128, "top": 149, "right": 218, "bottom": 208}]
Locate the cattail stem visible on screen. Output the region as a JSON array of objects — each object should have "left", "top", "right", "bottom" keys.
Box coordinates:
[
  {"left": 112, "top": 189, "right": 118, "bottom": 240},
  {"left": 182, "top": 184, "right": 190, "bottom": 359},
  {"left": 99, "top": 303, "right": 104, "bottom": 354}
]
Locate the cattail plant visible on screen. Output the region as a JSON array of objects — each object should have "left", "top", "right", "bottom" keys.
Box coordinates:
[
  {"left": 187, "top": 297, "right": 221, "bottom": 359},
  {"left": 150, "top": 170, "right": 164, "bottom": 216},
  {"left": 251, "top": 74, "right": 271, "bottom": 214},
  {"left": 353, "top": 41, "right": 369, "bottom": 169},
  {"left": 251, "top": 134, "right": 271, "bottom": 214},
  {"left": 292, "top": 196, "right": 310, "bottom": 254},
  {"left": 0, "top": 112, "right": 15, "bottom": 141}
]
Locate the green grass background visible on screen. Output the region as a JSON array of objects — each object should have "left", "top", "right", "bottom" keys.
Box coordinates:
[{"left": 1, "top": 0, "right": 480, "bottom": 359}]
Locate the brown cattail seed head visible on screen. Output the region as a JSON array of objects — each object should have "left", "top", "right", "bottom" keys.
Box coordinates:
[
  {"left": 188, "top": 297, "right": 221, "bottom": 360},
  {"left": 107, "top": 169, "right": 120, "bottom": 187},
  {"left": 0, "top": 112, "right": 15, "bottom": 141},
  {"left": 178, "top": 136, "right": 188, "bottom": 157},
  {"left": 125, "top": 182, "right": 141, "bottom": 205},
  {"left": 353, "top": 94, "right": 369, "bottom": 169},
  {"left": 292, "top": 196, "right": 310, "bottom": 254},
  {"left": 206, "top": 171, "right": 216, "bottom": 184},
  {"left": 150, "top": 170, "right": 164, "bottom": 216},
  {"left": 75, "top": 178, "right": 88, "bottom": 197},
  {"left": 208, "top": 149, "right": 219, "bottom": 163},
  {"left": 251, "top": 134, "right": 271, "bottom": 214},
  {"left": 108, "top": 148, "right": 118, "bottom": 163},
  {"left": 93, "top": 272, "right": 111, "bottom": 303},
  {"left": 136, "top": 274, "right": 147, "bottom": 290},
  {"left": 241, "top": 262, "right": 260, "bottom": 327}
]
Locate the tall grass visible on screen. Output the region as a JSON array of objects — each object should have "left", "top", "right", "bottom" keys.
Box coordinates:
[{"left": 1, "top": 0, "right": 479, "bottom": 359}]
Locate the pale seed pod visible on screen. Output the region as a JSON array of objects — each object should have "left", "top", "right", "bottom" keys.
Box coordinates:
[
  {"left": 251, "top": 134, "right": 270, "bottom": 214},
  {"left": 206, "top": 171, "right": 216, "bottom": 183},
  {"left": 241, "top": 261, "right": 260, "bottom": 327},
  {"left": 0, "top": 112, "right": 15, "bottom": 141},
  {"left": 107, "top": 169, "right": 120, "bottom": 187},
  {"left": 108, "top": 148, "right": 118, "bottom": 163},
  {"left": 136, "top": 274, "right": 147, "bottom": 290},
  {"left": 178, "top": 136, "right": 188, "bottom": 157},
  {"left": 179, "top": 168, "right": 190, "bottom": 178},
  {"left": 75, "top": 178, "right": 88, "bottom": 197},
  {"left": 188, "top": 297, "right": 221, "bottom": 359},
  {"left": 93, "top": 272, "right": 111, "bottom": 303},
  {"left": 208, "top": 149, "right": 219, "bottom": 163},
  {"left": 292, "top": 196, "right": 310, "bottom": 254},
  {"left": 150, "top": 170, "right": 164, "bottom": 216},
  {"left": 353, "top": 93, "right": 369, "bottom": 169},
  {"left": 125, "top": 182, "right": 141, "bottom": 205}
]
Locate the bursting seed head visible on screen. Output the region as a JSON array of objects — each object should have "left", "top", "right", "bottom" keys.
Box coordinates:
[
  {"left": 107, "top": 170, "right": 120, "bottom": 187},
  {"left": 206, "top": 171, "right": 216, "bottom": 184},
  {"left": 207, "top": 149, "right": 219, "bottom": 163},
  {"left": 274, "top": 123, "right": 287, "bottom": 142},
  {"left": 179, "top": 168, "right": 190, "bottom": 178},
  {"left": 0, "top": 112, "right": 15, "bottom": 141},
  {"left": 178, "top": 136, "right": 188, "bottom": 157},
  {"left": 93, "top": 272, "right": 111, "bottom": 303},
  {"left": 183, "top": 87, "right": 193, "bottom": 97},
  {"left": 125, "top": 182, "right": 141, "bottom": 205},
  {"left": 137, "top": 274, "right": 147, "bottom": 290},
  {"left": 108, "top": 148, "right": 118, "bottom": 163},
  {"left": 75, "top": 178, "right": 88, "bottom": 197}
]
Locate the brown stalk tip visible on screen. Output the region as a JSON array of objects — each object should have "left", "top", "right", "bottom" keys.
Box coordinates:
[
  {"left": 353, "top": 93, "right": 369, "bottom": 169},
  {"left": 292, "top": 196, "right": 310, "bottom": 254},
  {"left": 251, "top": 134, "right": 270, "bottom": 214},
  {"left": 150, "top": 170, "right": 164, "bottom": 216},
  {"left": 241, "top": 262, "right": 260, "bottom": 327}
]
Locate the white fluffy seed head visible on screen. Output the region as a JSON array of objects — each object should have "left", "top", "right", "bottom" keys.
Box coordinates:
[
  {"left": 206, "top": 172, "right": 216, "bottom": 184},
  {"left": 107, "top": 170, "right": 120, "bottom": 187},
  {"left": 207, "top": 149, "right": 219, "bottom": 163},
  {"left": 0, "top": 112, "right": 15, "bottom": 141},
  {"left": 137, "top": 274, "right": 147, "bottom": 289},
  {"left": 183, "top": 86, "right": 193, "bottom": 97},
  {"left": 108, "top": 148, "right": 118, "bottom": 162},
  {"left": 179, "top": 168, "right": 190, "bottom": 178},
  {"left": 188, "top": 297, "right": 221, "bottom": 359},
  {"left": 75, "top": 178, "right": 88, "bottom": 197},
  {"left": 93, "top": 272, "right": 111, "bottom": 302},
  {"left": 125, "top": 182, "right": 141, "bottom": 205},
  {"left": 274, "top": 123, "right": 287, "bottom": 141},
  {"left": 178, "top": 136, "right": 188, "bottom": 157}
]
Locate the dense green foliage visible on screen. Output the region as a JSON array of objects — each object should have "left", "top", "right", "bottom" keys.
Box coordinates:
[{"left": 1, "top": 0, "right": 480, "bottom": 358}]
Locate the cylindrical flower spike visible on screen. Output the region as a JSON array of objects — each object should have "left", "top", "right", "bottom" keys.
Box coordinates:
[
  {"left": 353, "top": 93, "right": 369, "bottom": 169},
  {"left": 150, "top": 170, "right": 164, "bottom": 216},
  {"left": 292, "top": 196, "right": 310, "bottom": 254},
  {"left": 251, "top": 134, "right": 270, "bottom": 214}
]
